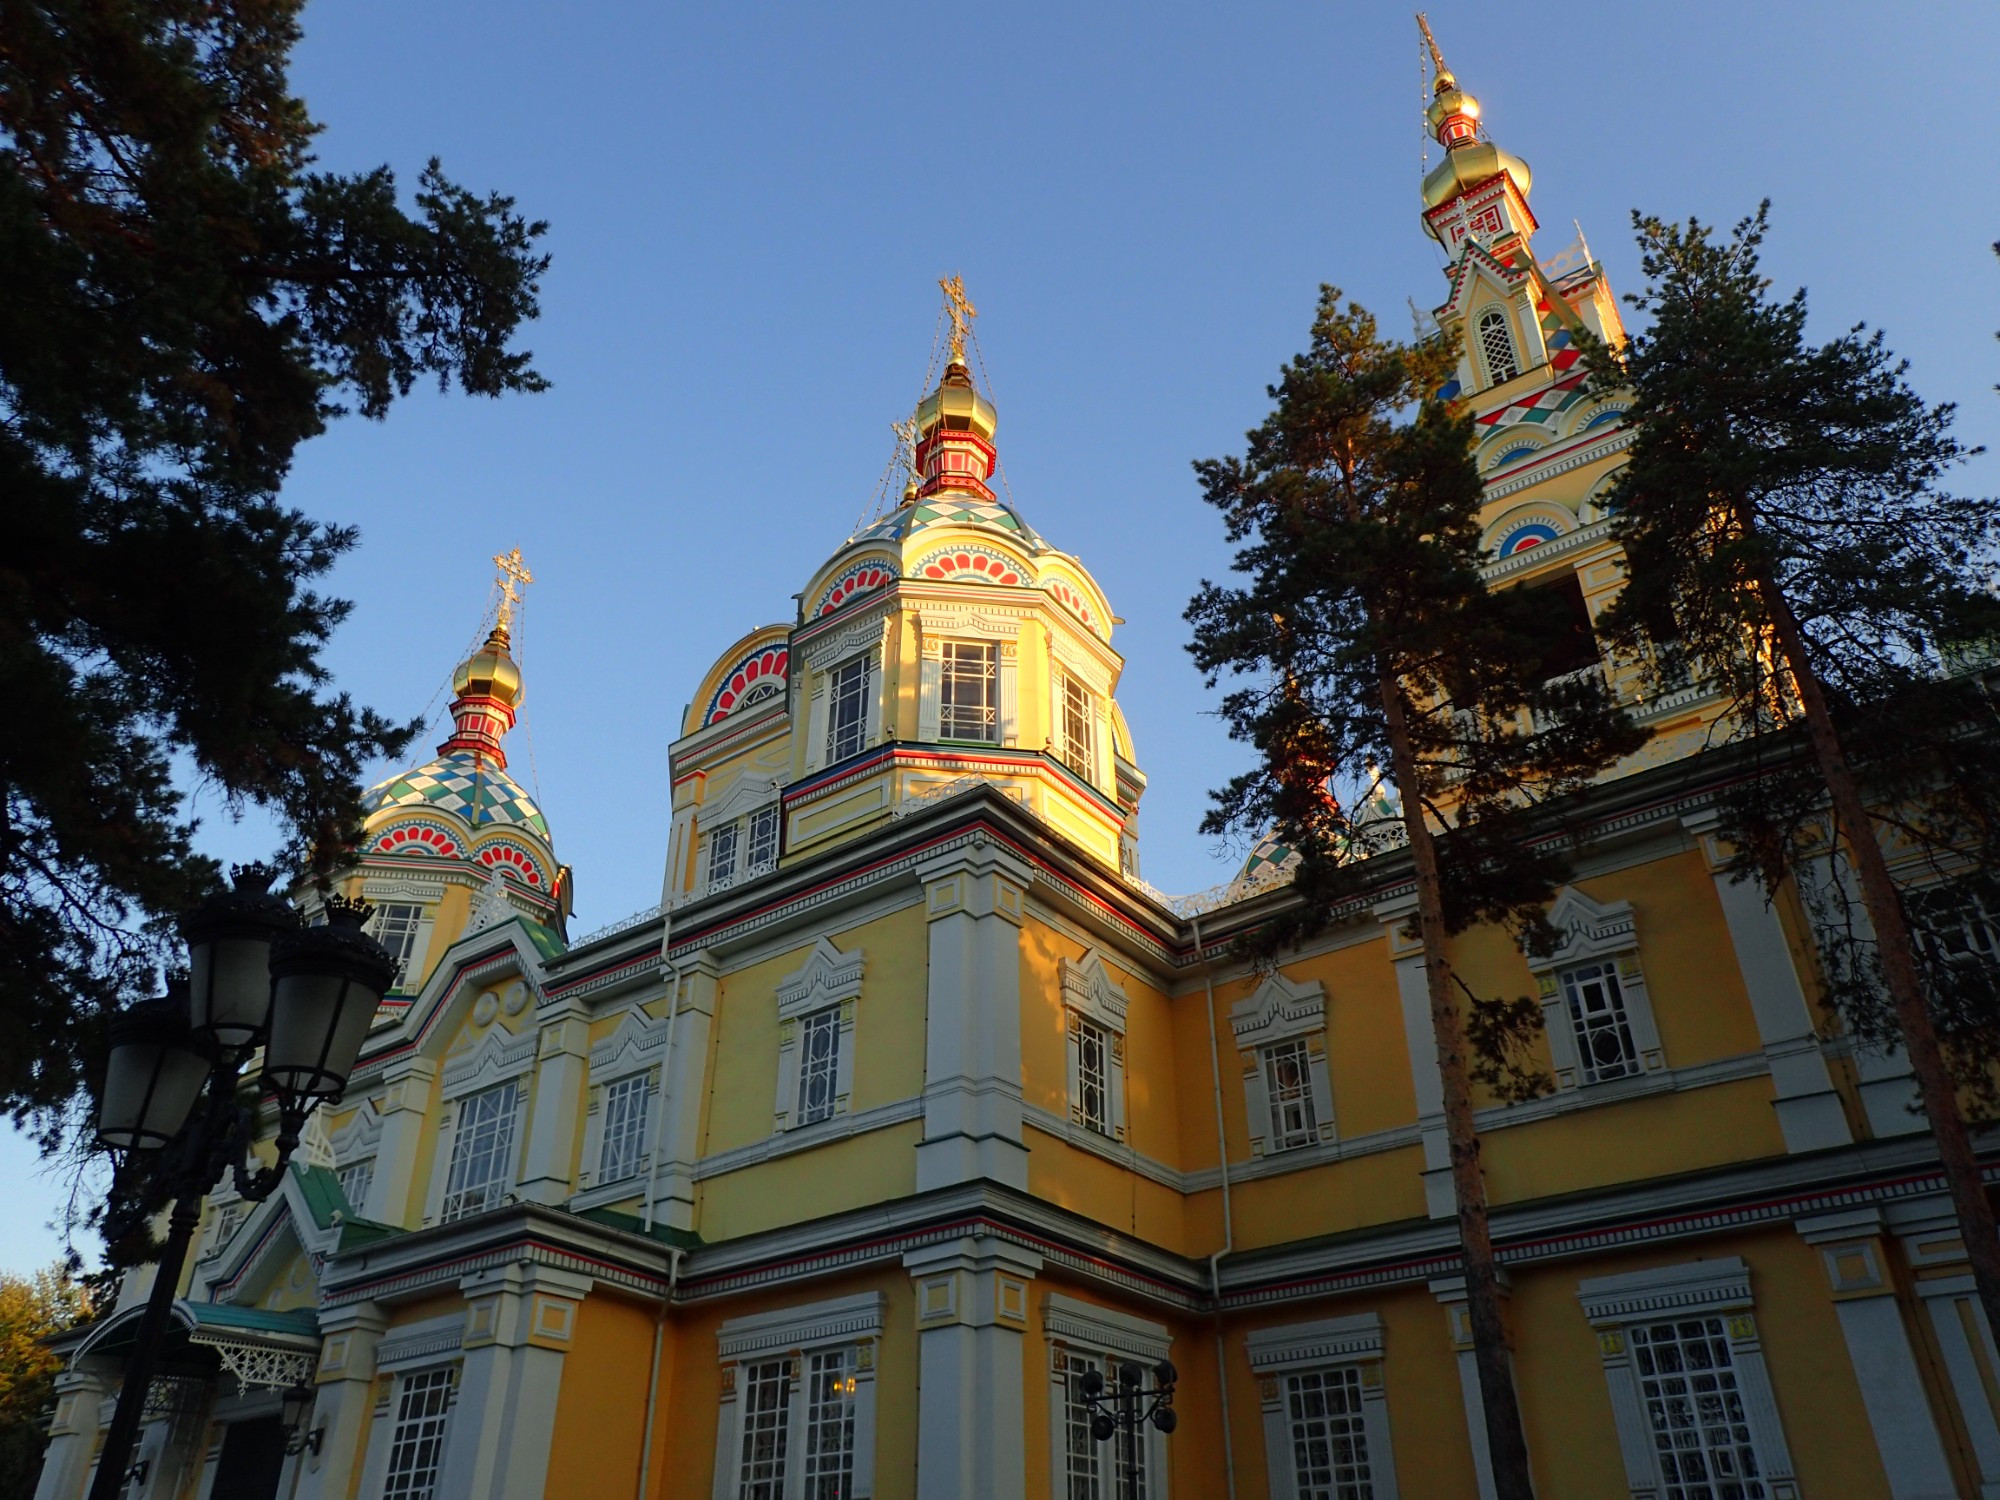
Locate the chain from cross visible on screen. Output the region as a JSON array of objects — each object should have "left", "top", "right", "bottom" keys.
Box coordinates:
[
  {"left": 939, "top": 274, "right": 977, "bottom": 362},
  {"left": 891, "top": 415, "right": 921, "bottom": 482},
  {"left": 492, "top": 548, "right": 534, "bottom": 631}
]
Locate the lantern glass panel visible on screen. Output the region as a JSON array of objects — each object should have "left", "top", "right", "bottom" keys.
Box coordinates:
[
  {"left": 188, "top": 935, "right": 275, "bottom": 1044},
  {"left": 265, "top": 971, "right": 377, "bottom": 1101},
  {"left": 98, "top": 1034, "right": 209, "bottom": 1151}
]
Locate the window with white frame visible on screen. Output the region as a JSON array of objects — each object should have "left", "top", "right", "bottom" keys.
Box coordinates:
[
  {"left": 1911, "top": 883, "right": 2000, "bottom": 974},
  {"left": 336, "top": 1157, "right": 375, "bottom": 1213},
  {"left": 1247, "top": 1313, "right": 1399, "bottom": 1500},
  {"left": 1061, "top": 954, "right": 1130, "bottom": 1144},
  {"left": 747, "top": 806, "right": 780, "bottom": 872},
  {"left": 1058, "top": 671, "right": 1095, "bottom": 779},
  {"left": 381, "top": 1365, "right": 456, "bottom": 1500},
  {"left": 774, "top": 938, "right": 863, "bottom": 1134},
  {"left": 1231, "top": 973, "right": 1337, "bottom": 1157},
  {"left": 371, "top": 901, "right": 429, "bottom": 991},
  {"left": 713, "top": 1293, "right": 883, "bottom": 1500},
  {"left": 597, "top": 1072, "right": 653, "bottom": 1184},
  {"left": 938, "top": 640, "right": 999, "bottom": 742},
  {"left": 1576, "top": 1257, "right": 1797, "bottom": 1500},
  {"left": 440, "top": 1080, "right": 520, "bottom": 1222},
  {"left": 1527, "top": 887, "right": 1665, "bottom": 1092},
  {"left": 1045, "top": 1294, "right": 1171, "bottom": 1500},
  {"left": 1477, "top": 306, "right": 1519, "bottom": 385},
  {"left": 826, "top": 654, "right": 873, "bottom": 764},
  {"left": 708, "top": 819, "right": 741, "bottom": 886}
]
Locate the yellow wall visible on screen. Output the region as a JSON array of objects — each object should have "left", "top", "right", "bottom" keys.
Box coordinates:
[{"left": 545, "top": 1292, "right": 659, "bottom": 1498}]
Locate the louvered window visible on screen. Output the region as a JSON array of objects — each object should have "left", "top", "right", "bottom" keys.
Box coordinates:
[{"left": 1478, "top": 307, "right": 1520, "bottom": 385}]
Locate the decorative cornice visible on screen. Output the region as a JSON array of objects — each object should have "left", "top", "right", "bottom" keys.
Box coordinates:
[
  {"left": 1481, "top": 430, "right": 1632, "bottom": 505},
  {"left": 717, "top": 1291, "right": 886, "bottom": 1360},
  {"left": 1245, "top": 1313, "right": 1385, "bottom": 1371},
  {"left": 1576, "top": 1257, "right": 1751, "bottom": 1325}
]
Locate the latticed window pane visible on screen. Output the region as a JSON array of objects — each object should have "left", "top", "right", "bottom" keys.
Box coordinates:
[
  {"left": 1264, "top": 1038, "right": 1320, "bottom": 1151},
  {"left": 441, "top": 1081, "right": 519, "bottom": 1222},
  {"left": 708, "top": 822, "right": 740, "bottom": 884},
  {"left": 1286, "top": 1366, "right": 1374, "bottom": 1500},
  {"left": 335, "top": 1158, "right": 374, "bottom": 1213},
  {"left": 598, "top": 1073, "right": 652, "bottom": 1183},
  {"left": 1076, "top": 1019, "right": 1111, "bottom": 1136},
  {"left": 747, "top": 808, "right": 780, "bottom": 871},
  {"left": 737, "top": 1358, "right": 792, "bottom": 1500},
  {"left": 1061, "top": 1352, "right": 1148, "bottom": 1500},
  {"left": 1560, "top": 962, "right": 1641, "bottom": 1084},
  {"left": 1478, "top": 306, "right": 1519, "bottom": 384},
  {"left": 801, "top": 1349, "right": 858, "bottom": 1499},
  {"left": 798, "top": 1008, "right": 841, "bottom": 1125},
  {"left": 1059, "top": 673, "right": 1095, "bottom": 779},
  {"left": 828, "top": 655, "right": 873, "bottom": 763},
  {"left": 939, "top": 641, "right": 999, "bottom": 742},
  {"left": 382, "top": 1366, "right": 455, "bottom": 1500},
  {"left": 371, "top": 902, "right": 427, "bottom": 991},
  {"left": 1631, "top": 1317, "right": 1766, "bottom": 1500}
]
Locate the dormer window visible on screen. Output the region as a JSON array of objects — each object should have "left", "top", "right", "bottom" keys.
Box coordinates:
[
  {"left": 1058, "top": 671, "right": 1095, "bottom": 779},
  {"left": 1477, "top": 306, "right": 1520, "bottom": 385},
  {"left": 826, "top": 654, "right": 873, "bottom": 763},
  {"left": 369, "top": 901, "right": 429, "bottom": 992},
  {"left": 939, "top": 641, "right": 999, "bottom": 742}
]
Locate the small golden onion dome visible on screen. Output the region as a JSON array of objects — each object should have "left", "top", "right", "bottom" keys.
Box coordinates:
[
  {"left": 452, "top": 626, "right": 523, "bottom": 708},
  {"left": 916, "top": 359, "right": 997, "bottom": 442},
  {"left": 1421, "top": 140, "right": 1534, "bottom": 212},
  {"left": 1425, "top": 84, "right": 1480, "bottom": 139}
]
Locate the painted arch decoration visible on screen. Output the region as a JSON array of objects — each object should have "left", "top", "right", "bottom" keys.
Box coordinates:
[
  {"left": 474, "top": 836, "right": 549, "bottom": 890},
  {"left": 370, "top": 820, "right": 466, "bottom": 860},
  {"left": 813, "top": 556, "right": 899, "bottom": 619},
  {"left": 1045, "top": 578, "right": 1100, "bottom": 633},
  {"left": 703, "top": 643, "right": 790, "bottom": 725},
  {"left": 1488, "top": 504, "right": 1575, "bottom": 558},
  {"left": 910, "top": 544, "right": 1030, "bottom": 586}
]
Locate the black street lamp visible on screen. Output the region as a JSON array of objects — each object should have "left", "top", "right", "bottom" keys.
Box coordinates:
[
  {"left": 1080, "top": 1358, "right": 1178, "bottom": 1500},
  {"left": 86, "top": 869, "right": 394, "bottom": 1500}
]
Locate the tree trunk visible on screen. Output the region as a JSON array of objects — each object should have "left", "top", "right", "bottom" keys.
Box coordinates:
[
  {"left": 1378, "top": 666, "right": 1538, "bottom": 1500},
  {"left": 1755, "top": 567, "right": 2000, "bottom": 1347}
]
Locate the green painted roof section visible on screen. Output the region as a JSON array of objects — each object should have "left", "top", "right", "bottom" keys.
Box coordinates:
[
  {"left": 188, "top": 1302, "right": 320, "bottom": 1337},
  {"left": 520, "top": 917, "right": 567, "bottom": 959},
  {"left": 576, "top": 1206, "right": 702, "bottom": 1250},
  {"left": 293, "top": 1163, "right": 400, "bottom": 1252}
]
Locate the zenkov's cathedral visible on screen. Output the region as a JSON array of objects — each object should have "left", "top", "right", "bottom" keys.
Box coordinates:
[{"left": 38, "top": 32, "right": 2000, "bottom": 1500}]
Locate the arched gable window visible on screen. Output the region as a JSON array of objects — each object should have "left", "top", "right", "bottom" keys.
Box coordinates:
[{"left": 1477, "top": 306, "right": 1520, "bottom": 386}]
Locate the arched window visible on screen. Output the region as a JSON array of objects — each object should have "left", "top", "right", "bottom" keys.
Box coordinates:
[{"left": 1477, "top": 307, "right": 1520, "bottom": 386}]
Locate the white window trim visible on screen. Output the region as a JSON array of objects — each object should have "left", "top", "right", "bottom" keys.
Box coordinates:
[
  {"left": 802, "top": 616, "right": 890, "bottom": 774},
  {"left": 1247, "top": 1312, "right": 1399, "bottom": 1500},
  {"left": 1061, "top": 953, "right": 1130, "bottom": 1142},
  {"left": 360, "top": 878, "right": 445, "bottom": 995},
  {"left": 1525, "top": 887, "right": 1665, "bottom": 1090},
  {"left": 1230, "top": 974, "right": 1337, "bottom": 1156},
  {"left": 327, "top": 1101, "right": 385, "bottom": 1219},
  {"left": 575, "top": 1005, "right": 670, "bottom": 1203},
  {"left": 712, "top": 1292, "right": 885, "bottom": 1500},
  {"left": 1044, "top": 1293, "right": 1172, "bottom": 1500},
  {"left": 363, "top": 1358, "right": 461, "bottom": 1500},
  {"left": 773, "top": 938, "right": 863, "bottom": 1133},
  {"left": 423, "top": 1027, "right": 536, "bottom": 1227},
  {"left": 1476, "top": 303, "right": 1520, "bottom": 386},
  {"left": 1576, "top": 1256, "right": 1798, "bottom": 1500}
]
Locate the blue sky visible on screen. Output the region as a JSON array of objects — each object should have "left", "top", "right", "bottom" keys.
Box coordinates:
[{"left": 5, "top": 1, "right": 1997, "bottom": 1276}]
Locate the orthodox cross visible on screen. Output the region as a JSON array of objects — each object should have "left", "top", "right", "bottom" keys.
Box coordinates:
[
  {"left": 492, "top": 548, "right": 534, "bottom": 632},
  {"left": 891, "top": 414, "right": 921, "bottom": 483},
  {"left": 939, "top": 274, "right": 977, "bottom": 362}
]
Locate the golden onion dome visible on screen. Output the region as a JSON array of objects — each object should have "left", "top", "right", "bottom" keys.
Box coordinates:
[
  {"left": 1421, "top": 140, "right": 1534, "bottom": 212},
  {"left": 452, "top": 626, "right": 523, "bottom": 708},
  {"left": 1425, "top": 83, "right": 1480, "bottom": 139},
  {"left": 916, "top": 359, "right": 997, "bottom": 442}
]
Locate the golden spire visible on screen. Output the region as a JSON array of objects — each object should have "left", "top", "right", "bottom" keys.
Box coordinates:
[
  {"left": 491, "top": 548, "right": 533, "bottom": 634},
  {"left": 1416, "top": 12, "right": 1453, "bottom": 90},
  {"left": 939, "top": 275, "right": 977, "bottom": 363}
]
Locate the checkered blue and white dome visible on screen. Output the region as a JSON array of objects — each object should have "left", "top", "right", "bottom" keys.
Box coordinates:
[
  {"left": 364, "top": 751, "right": 549, "bottom": 838},
  {"left": 851, "top": 494, "right": 1045, "bottom": 550}
]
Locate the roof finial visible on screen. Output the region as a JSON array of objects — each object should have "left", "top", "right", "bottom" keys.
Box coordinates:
[
  {"left": 491, "top": 548, "right": 533, "bottom": 635},
  {"left": 1416, "top": 12, "right": 1453, "bottom": 90},
  {"left": 939, "top": 274, "right": 977, "bottom": 363}
]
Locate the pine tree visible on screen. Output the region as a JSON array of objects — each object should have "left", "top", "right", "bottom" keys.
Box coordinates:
[
  {"left": 1591, "top": 206, "right": 2000, "bottom": 1343},
  {"left": 1189, "top": 289, "right": 1644, "bottom": 1500},
  {"left": 0, "top": 1, "right": 550, "bottom": 1131}
]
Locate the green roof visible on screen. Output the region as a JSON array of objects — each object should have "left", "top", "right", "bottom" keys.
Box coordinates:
[
  {"left": 576, "top": 1206, "right": 702, "bottom": 1250},
  {"left": 292, "top": 1163, "right": 400, "bottom": 1251}
]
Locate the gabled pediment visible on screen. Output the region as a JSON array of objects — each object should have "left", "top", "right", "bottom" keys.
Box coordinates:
[
  {"left": 776, "top": 936, "right": 865, "bottom": 1021},
  {"left": 1528, "top": 886, "right": 1639, "bottom": 972},
  {"left": 1060, "top": 951, "right": 1130, "bottom": 1031},
  {"left": 1230, "top": 972, "right": 1326, "bottom": 1047},
  {"left": 590, "top": 1003, "right": 671, "bottom": 1075},
  {"left": 1437, "top": 240, "right": 1531, "bottom": 325},
  {"left": 441, "top": 1018, "right": 538, "bottom": 1095}
]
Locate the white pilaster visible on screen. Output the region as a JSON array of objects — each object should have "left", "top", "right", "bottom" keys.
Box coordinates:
[
  {"left": 1378, "top": 893, "right": 1454, "bottom": 1219},
  {"left": 1429, "top": 1273, "right": 1519, "bottom": 1500},
  {"left": 519, "top": 1004, "right": 589, "bottom": 1206},
  {"left": 434, "top": 1264, "right": 589, "bottom": 1500},
  {"left": 914, "top": 840, "right": 1031, "bottom": 1192},
  {"left": 291, "top": 1302, "right": 388, "bottom": 1500},
  {"left": 904, "top": 1235, "right": 1041, "bottom": 1500},
  {"left": 653, "top": 952, "right": 717, "bottom": 1231},
  {"left": 31, "top": 1369, "right": 107, "bottom": 1500},
  {"left": 371, "top": 1055, "right": 439, "bottom": 1226}
]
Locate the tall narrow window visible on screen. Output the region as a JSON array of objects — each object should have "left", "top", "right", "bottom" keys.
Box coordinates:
[
  {"left": 826, "top": 655, "right": 873, "bottom": 764},
  {"left": 1477, "top": 306, "right": 1519, "bottom": 385},
  {"left": 939, "top": 641, "right": 999, "bottom": 742},
  {"left": 336, "top": 1158, "right": 374, "bottom": 1213},
  {"left": 1263, "top": 1038, "right": 1320, "bottom": 1152},
  {"left": 1075, "top": 1018, "right": 1111, "bottom": 1136},
  {"left": 1285, "top": 1367, "right": 1376, "bottom": 1500},
  {"left": 737, "top": 1359, "right": 792, "bottom": 1500},
  {"left": 797, "top": 1009, "right": 842, "bottom": 1126},
  {"left": 597, "top": 1073, "right": 652, "bottom": 1184},
  {"left": 1059, "top": 672, "right": 1095, "bottom": 779},
  {"left": 382, "top": 1366, "right": 455, "bottom": 1500},
  {"left": 800, "top": 1349, "right": 858, "bottom": 1498},
  {"left": 746, "top": 807, "right": 780, "bottom": 871},
  {"left": 371, "top": 902, "right": 427, "bottom": 991},
  {"left": 1559, "top": 961, "right": 1641, "bottom": 1084},
  {"left": 707, "top": 821, "right": 740, "bottom": 887},
  {"left": 1629, "top": 1318, "right": 1767, "bottom": 1498},
  {"left": 440, "top": 1081, "right": 519, "bottom": 1222},
  {"left": 1062, "top": 1352, "right": 1149, "bottom": 1499}
]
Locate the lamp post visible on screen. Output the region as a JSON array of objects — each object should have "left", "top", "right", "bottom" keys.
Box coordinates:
[
  {"left": 1080, "top": 1358, "right": 1178, "bottom": 1500},
  {"left": 87, "top": 868, "right": 394, "bottom": 1500}
]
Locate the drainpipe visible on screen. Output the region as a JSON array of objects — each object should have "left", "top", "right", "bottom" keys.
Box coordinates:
[
  {"left": 635, "top": 1246, "right": 683, "bottom": 1500},
  {"left": 1193, "top": 912, "right": 1239, "bottom": 1500}
]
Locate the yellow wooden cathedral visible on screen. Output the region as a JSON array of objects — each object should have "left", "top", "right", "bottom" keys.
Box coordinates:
[{"left": 37, "top": 26, "right": 2000, "bottom": 1500}]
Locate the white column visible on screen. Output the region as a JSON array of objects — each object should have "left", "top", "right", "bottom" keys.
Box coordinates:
[
  {"left": 653, "top": 953, "right": 717, "bottom": 1231},
  {"left": 1892, "top": 1199, "right": 2000, "bottom": 1497},
  {"left": 1377, "top": 893, "right": 1454, "bottom": 1219},
  {"left": 291, "top": 1302, "right": 388, "bottom": 1500},
  {"left": 1430, "top": 1273, "right": 1521, "bottom": 1500},
  {"left": 434, "top": 1265, "right": 589, "bottom": 1500},
  {"left": 371, "top": 1055, "right": 439, "bottom": 1226},
  {"left": 1683, "top": 815, "right": 1853, "bottom": 1152},
  {"left": 904, "top": 1235, "right": 1041, "bottom": 1500},
  {"left": 519, "top": 1004, "right": 588, "bottom": 1206},
  {"left": 32, "top": 1369, "right": 107, "bottom": 1500},
  {"left": 914, "top": 840, "right": 1031, "bottom": 1193},
  {"left": 1796, "top": 1208, "right": 1957, "bottom": 1499}
]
